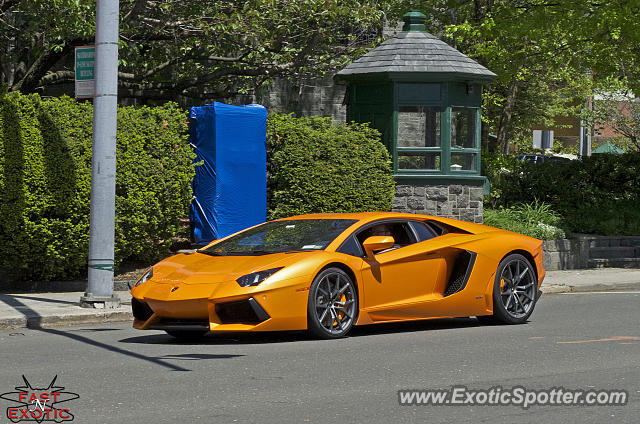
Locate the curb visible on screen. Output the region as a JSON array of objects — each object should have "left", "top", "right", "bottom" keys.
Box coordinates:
[
  {"left": 542, "top": 281, "right": 640, "bottom": 294},
  {"left": 0, "top": 310, "right": 133, "bottom": 331}
]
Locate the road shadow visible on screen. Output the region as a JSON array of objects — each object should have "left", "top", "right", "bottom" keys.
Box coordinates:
[
  {"left": 35, "top": 327, "right": 244, "bottom": 372},
  {"left": 2, "top": 294, "right": 242, "bottom": 372},
  {"left": 156, "top": 353, "right": 243, "bottom": 361},
  {"left": 68, "top": 328, "right": 123, "bottom": 332},
  {"left": 119, "top": 317, "right": 484, "bottom": 345},
  {"left": 3, "top": 294, "right": 78, "bottom": 306},
  {"left": 352, "top": 317, "right": 482, "bottom": 336},
  {"left": 120, "top": 330, "right": 311, "bottom": 345}
]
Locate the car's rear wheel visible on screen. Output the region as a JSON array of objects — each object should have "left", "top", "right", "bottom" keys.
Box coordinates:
[
  {"left": 479, "top": 253, "right": 538, "bottom": 324},
  {"left": 307, "top": 267, "right": 358, "bottom": 339},
  {"left": 165, "top": 329, "right": 208, "bottom": 340}
]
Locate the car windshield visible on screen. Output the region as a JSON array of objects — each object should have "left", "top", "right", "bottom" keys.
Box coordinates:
[{"left": 199, "top": 219, "right": 358, "bottom": 256}]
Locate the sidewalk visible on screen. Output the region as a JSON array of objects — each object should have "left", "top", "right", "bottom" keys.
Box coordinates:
[
  {"left": 541, "top": 268, "right": 640, "bottom": 293},
  {"left": 1, "top": 268, "right": 639, "bottom": 330},
  {"left": 0, "top": 291, "right": 132, "bottom": 330}
]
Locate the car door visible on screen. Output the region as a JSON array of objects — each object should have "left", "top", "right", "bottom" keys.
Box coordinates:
[{"left": 356, "top": 220, "right": 448, "bottom": 321}]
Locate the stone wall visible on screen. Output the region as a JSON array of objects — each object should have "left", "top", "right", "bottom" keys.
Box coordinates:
[
  {"left": 543, "top": 235, "right": 640, "bottom": 270},
  {"left": 392, "top": 183, "right": 484, "bottom": 223},
  {"left": 542, "top": 239, "right": 587, "bottom": 270},
  {"left": 254, "top": 75, "right": 347, "bottom": 122}
]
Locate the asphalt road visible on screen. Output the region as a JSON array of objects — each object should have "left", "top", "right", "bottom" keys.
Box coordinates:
[{"left": 1, "top": 292, "right": 638, "bottom": 423}]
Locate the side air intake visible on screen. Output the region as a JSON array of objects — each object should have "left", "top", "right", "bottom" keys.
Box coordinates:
[{"left": 444, "top": 250, "right": 476, "bottom": 296}]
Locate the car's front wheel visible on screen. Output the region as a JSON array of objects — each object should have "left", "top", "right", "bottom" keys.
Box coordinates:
[
  {"left": 480, "top": 253, "right": 539, "bottom": 324},
  {"left": 307, "top": 267, "right": 358, "bottom": 339}
]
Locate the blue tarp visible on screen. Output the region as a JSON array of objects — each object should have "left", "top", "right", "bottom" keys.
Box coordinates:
[{"left": 189, "top": 102, "right": 267, "bottom": 244}]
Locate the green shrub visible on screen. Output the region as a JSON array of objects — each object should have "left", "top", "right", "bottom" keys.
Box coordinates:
[
  {"left": 483, "top": 202, "right": 567, "bottom": 240},
  {"left": 0, "top": 93, "right": 194, "bottom": 280},
  {"left": 481, "top": 149, "right": 525, "bottom": 208},
  {"left": 266, "top": 114, "right": 395, "bottom": 219},
  {"left": 1, "top": 98, "right": 394, "bottom": 280},
  {"left": 483, "top": 151, "right": 640, "bottom": 235}
]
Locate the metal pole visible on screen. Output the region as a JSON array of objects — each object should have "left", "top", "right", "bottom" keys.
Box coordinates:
[
  {"left": 579, "top": 118, "right": 585, "bottom": 159},
  {"left": 579, "top": 95, "right": 593, "bottom": 158},
  {"left": 579, "top": 70, "right": 594, "bottom": 159},
  {"left": 585, "top": 92, "right": 592, "bottom": 157},
  {"left": 81, "top": 0, "right": 120, "bottom": 308}
]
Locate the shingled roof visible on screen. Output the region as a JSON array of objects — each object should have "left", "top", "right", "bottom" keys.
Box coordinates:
[{"left": 336, "top": 11, "right": 496, "bottom": 82}]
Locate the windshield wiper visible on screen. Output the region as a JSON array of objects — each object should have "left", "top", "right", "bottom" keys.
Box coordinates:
[
  {"left": 197, "top": 250, "right": 222, "bottom": 256},
  {"left": 247, "top": 250, "right": 275, "bottom": 255},
  {"left": 212, "top": 250, "right": 275, "bottom": 256},
  {"left": 199, "top": 249, "right": 313, "bottom": 256}
]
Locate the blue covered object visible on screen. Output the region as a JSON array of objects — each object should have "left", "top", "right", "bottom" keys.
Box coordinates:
[{"left": 189, "top": 102, "right": 267, "bottom": 245}]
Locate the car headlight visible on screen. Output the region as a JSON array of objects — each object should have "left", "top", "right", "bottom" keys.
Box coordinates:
[
  {"left": 134, "top": 268, "right": 153, "bottom": 288},
  {"left": 236, "top": 267, "right": 283, "bottom": 287}
]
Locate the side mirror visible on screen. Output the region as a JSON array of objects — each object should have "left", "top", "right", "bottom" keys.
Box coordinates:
[{"left": 362, "top": 236, "right": 395, "bottom": 260}]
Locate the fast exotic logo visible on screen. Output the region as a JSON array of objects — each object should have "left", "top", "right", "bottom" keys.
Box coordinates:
[{"left": 0, "top": 376, "right": 79, "bottom": 423}]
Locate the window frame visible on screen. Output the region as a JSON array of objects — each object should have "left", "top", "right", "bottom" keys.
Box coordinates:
[
  {"left": 336, "top": 219, "right": 440, "bottom": 258},
  {"left": 448, "top": 105, "right": 481, "bottom": 174},
  {"left": 393, "top": 81, "right": 483, "bottom": 177},
  {"left": 395, "top": 103, "right": 444, "bottom": 174}
]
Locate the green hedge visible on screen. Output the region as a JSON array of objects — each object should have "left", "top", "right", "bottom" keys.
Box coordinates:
[
  {"left": 483, "top": 152, "right": 640, "bottom": 235},
  {"left": 0, "top": 93, "right": 194, "bottom": 280},
  {"left": 0, "top": 96, "right": 395, "bottom": 281},
  {"left": 266, "top": 114, "right": 395, "bottom": 219}
]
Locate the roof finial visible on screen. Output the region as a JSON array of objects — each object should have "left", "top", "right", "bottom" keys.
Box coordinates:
[{"left": 402, "top": 10, "right": 426, "bottom": 32}]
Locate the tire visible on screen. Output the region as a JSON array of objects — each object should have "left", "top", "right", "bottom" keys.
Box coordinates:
[
  {"left": 481, "top": 253, "right": 538, "bottom": 325},
  {"left": 307, "top": 267, "right": 359, "bottom": 339},
  {"left": 165, "top": 329, "right": 208, "bottom": 340}
]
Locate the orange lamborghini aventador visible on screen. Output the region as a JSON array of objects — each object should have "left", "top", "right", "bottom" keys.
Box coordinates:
[{"left": 130, "top": 212, "right": 545, "bottom": 339}]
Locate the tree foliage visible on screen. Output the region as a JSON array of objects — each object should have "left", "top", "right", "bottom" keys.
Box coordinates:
[
  {"left": 1, "top": 0, "right": 386, "bottom": 101},
  {"left": 387, "top": 0, "right": 640, "bottom": 152},
  {"left": 3, "top": 0, "right": 639, "bottom": 146}
]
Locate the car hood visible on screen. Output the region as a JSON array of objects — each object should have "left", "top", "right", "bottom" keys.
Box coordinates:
[{"left": 151, "top": 251, "right": 313, "bottom": 285}]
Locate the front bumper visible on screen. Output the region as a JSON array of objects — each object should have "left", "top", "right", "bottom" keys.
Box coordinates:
[{"left": 131, "top": 278, "right": 310, "bottom": 332}]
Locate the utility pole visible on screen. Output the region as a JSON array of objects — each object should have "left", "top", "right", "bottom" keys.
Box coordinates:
[
  {"left": 579, "top": 71, "right": 593, "bottom": 159},
  {"left": 579, "top": 95, "right": 593, "bottom": 159},
  {"left": 80, "top": 0, "right": 120, "bottom": 308}
]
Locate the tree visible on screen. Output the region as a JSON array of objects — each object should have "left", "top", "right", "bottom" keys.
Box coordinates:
[
  {"left": 386, "top": 0, "right": 640, "bottom": 153},
  {"left": 1, "top": 0, "right": 388, "bottom": 102}
]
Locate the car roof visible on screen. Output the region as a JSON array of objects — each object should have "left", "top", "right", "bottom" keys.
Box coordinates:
[
  {"left": 276, "top": 212, "right": 494, "bottom": 235},
  {"left": 276, "top": 211, "right": 422, "bottom": 222}
]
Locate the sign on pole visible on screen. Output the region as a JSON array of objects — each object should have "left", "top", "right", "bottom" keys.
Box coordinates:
[
  {"left": 532, "top": 130, "right": 554, "bottom": 149},
  {"left": 75, "top": 46, "right": 95, "bottom": 98}
]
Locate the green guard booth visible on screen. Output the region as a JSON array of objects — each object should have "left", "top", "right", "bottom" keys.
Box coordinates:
[{"left": 335, "top": 11, "right": 496, "bottom": 222}]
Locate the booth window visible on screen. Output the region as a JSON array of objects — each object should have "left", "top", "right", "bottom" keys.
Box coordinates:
[
  {"left": 449, "top": 107, "right": 479, "bottom": 172},
  {"left": 397, "top": 106, "right": 441, "bottom": 170}
]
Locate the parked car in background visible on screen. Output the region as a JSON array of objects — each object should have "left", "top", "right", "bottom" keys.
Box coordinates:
[{"left": 518, "top": 154, "right": 571, "bottom": 164}]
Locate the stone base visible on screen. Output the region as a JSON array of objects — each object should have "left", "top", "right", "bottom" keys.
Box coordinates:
[
  {"left": 392, "top": 183, "right": 484, "bottom": 223},
  {"left": 80, "top": 293, "right": 121, "bottom": 309}
]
